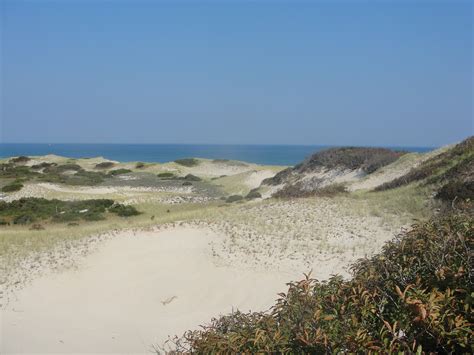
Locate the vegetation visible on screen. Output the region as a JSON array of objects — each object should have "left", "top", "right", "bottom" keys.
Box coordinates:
[
  {"left": 246, "top": 189, "right": 262, "bottom": 199},
  {"left": 376, "top": 137, "right": 473, "bottom": 192},
  {"left": 108, "top": 204, "right": 141, "bottom": 217},
  {"left": 170, "top": 211, "right": 473, "bottom": 353},
  {"left": 265, "top": 147, "right": 404, "bottom": 186},
  {"left": 157, "top": 172, "right": 177, "bottom": 179},
  {"left": 9, "top": 156, "right": 31, "bottom": 164},
  {"left": 2, "top": 181, "right": 24, "bottom": 193},
  {"left": 183, "top": 174, "right": 201, "bottom": 182},
  {"left": 226, "top": 195, "right": 243, "bottom": 203},
  {"left": 107, "top": 168, "right": 132, "bottom": 176},
  {"left": 136, "top": 162, "right": 146, "bottom": 169},
  {"left": 95, "top": 162, "right": 115, "bottom": 169},
  {"left": 274, "top": 183, "right": 348, "bottom": 199},
  {"left": 0, "top": 198, "right": 139, "bottom": 225},
  {"left": 175, "top": 158, "right": 199, "bottom": 167}
]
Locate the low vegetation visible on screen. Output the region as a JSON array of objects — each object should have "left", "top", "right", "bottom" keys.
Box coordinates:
[
  {"left": 265, "top": 147, "right": 404, "bottom": 186},
  {"left": 157, "top": 172, "right": 177, "bottom": 179},
  {"left": 183, "top": 174, "right": 201, "bottom": 182},
  {"left": 2, "top": 181, "right": 24, "bottom": 193},
  {"left": 226, "top": 195, "right": 243, "bottom": 203},
  {"left": 170, "top": 211, "right": 473, "bottom": 353},
  {"left": 107, "top": 168, "right": 132, "bottom": 176},
  {"left": 174, "top": 158, "right": 199, "bottom": 167},
  {"left": 0, "top": 198, "right": 140, "bottom": 225},
  {"left": 274, "top": 183, "right": 348, "bottom": 199},
  {"left": 245, "top": 189, "right": 262, "bottom": 199},
  {"left": 376, "top": 137, "right": 473, "bottom": 193},
  {"left": 9, "top": 156, "right": 31, "bottom": 164},
  {"left": 95, "top": 162, "right": 115, "bottom": 169}
]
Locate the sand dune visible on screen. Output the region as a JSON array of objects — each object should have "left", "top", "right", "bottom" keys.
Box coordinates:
[{"left": 1, "top": 227, "right": 294, "bottom": 354}]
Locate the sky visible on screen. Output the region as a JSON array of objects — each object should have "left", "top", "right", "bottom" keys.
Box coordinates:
[{"left": 0, "top": 0, "right": 472, "bottom": 147}]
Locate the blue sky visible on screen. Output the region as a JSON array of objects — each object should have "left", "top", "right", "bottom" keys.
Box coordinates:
[{"left": 1, "top": 0, "right": 472, "bottom": 147}]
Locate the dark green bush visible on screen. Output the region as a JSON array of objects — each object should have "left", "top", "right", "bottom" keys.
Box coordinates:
[
  {"left": 157, "top": 172, "right": 176, "bottom": 179},
  {"left": 226, "top": 195, "right": 243, "bottom": 203},
  {"left": 95, "top": 162, "right": 115, "bottom": 169},
  {"left": 9, "top": 156, "right": 30, "bottom": 164},
  {"left": 436, "top": 180, "right": 474, "bottom": 201},
  {"left": 108, "top": 169, "right": 132, "bottom": 176},
  {"left": 13, "top": 214, "right": 34, "bottom": 225},
  {"left": 109, "top": 204, "right": 141, "bottom": 217},
  {"left": 31, "top": 162, "right": 56, "bottom": 170},
  {"left": 170, "top": 213, "right": 473, "bottom": 353},
  {"left": 0, "top": 198, "right": 137, "bottom": 224},
  {"left": 2, "top": 182, "right": 24, "bottom": 192},
  {"left": 182, "top": 181, "right": 193, "bottom": 186},
  {"left": 183, "top": 174, "right": 201, "bottom": 182},
  {"left": 174, "top": 158, "right": 199, "bottom": 167},
  {"left": 274, "top": 183, "right": 347, "bottom": 199},
  {"left": 246, "top": 189, "right": 262, "bottom": 199}
]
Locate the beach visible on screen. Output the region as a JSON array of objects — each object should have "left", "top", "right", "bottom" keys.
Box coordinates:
[{"left": 0, "top": 150, "right": 442, "bottom": 353}]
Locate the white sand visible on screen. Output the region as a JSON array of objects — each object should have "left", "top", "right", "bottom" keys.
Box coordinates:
[{"left": 1, "top": 227, "right": 294, "bottom": 354}]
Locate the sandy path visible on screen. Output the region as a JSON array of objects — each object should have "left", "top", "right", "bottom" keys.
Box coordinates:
[{"left": 1, "top": 227, "right": 292, "bottom": 354}]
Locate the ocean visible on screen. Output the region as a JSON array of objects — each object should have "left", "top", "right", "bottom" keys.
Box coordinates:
[{"left": 0, "top": 143, "right": 434, "bottom": 166}]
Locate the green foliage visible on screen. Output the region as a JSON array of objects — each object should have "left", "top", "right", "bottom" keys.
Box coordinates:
[
  {"left": 246, "top": 189, "right": 262, "bottom": 199},
  {"left": 2, "top": 181, "right": 24, "bottom": 192},
  {"left": 0, "top": 163, "right": 39, "bottom": 179},
  {"left": 108, "top": 204, "right": 141, "bottom": 217},
  {"left": 174, "top": 158, "right": 199, "bottom": 167},
  {"left": 170, "top": 213, "right": 473, "bottom": 353},
  {"left": 95, "top": 162, "right": 115, "bottom": 169},
  {"left": 183, "top": 174, "right": 201, "bottom": 181},
  {"left": 274, "top": 183, "right": 348, "bottom": 199},
  {"left": 436, "top": 180, "right": 474, "bottom": 202},
  {"left": 9, "top": 156, "right": 31, "bottom": 164},
  {"left": 0, "top": 198, "right": 138, "bottom": 224},
  {"left": 157, "top": 172, "right": 177, "bottom": 179},
  {"left": 108, "top": 169, "right": 132, "bottom": 176},
  {"left": 226, "top": 195, "right": 243, "bottom": 203}
]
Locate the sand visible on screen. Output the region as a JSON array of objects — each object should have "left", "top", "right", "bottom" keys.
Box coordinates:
[{"left": 1, "top": 227, "right": 295, "bottom": 354}]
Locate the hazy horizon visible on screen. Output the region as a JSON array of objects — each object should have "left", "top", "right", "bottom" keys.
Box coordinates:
[{"left": 1, "top": 1, "right": 472, "bottom": 147}]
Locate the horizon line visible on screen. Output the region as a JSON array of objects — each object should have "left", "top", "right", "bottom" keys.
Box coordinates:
[{"left": 0, "top": 142, "right": 440, "bottom": 149}]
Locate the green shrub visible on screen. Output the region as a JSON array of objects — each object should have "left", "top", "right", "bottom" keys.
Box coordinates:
[
  {"left": 226, "top": 195, "right": 243, "bottom": 203},
  {"left": 2, "top": 182, "right": 23, "bottom": 192},
  {"left": 246, "top": 189, "right": 262, "bottom": 199},
  {"left": 436, "top": 180, "right": 474, "bottom": 202},
  {"left": 31, "top": 162, "right": 56, "bottom": 170},
  {"left": 0, "top": 198, "right": 137, "bottom": 224},
  {"left": 95, "top": 162, "right": 115, "bottom": 169},
  {"left": 170, "top": 213, "right": 473, "bottom": 353},
  {"left": 174, "top": 158, "right": 199, "bottom": 167},
  {"left": 135, "top": 162, "right": 145, "bottom": 169},
  {"left": 182, "top": 181, "right": 193, "bottom": 186},
  {"left": 183, "top": 174, "right": 201, "bottom": 182},
  {"left": 13, "top": 214, "right": 34, "bottom": 225},
  {"left": 108, "top": 169, "right": 132, "bottom": 176},
  {"left": 274, "top": 183, "right": 347, "bottom": 199},
  {"left": 9, "top": 156, "right": 30, "bottom": 164},
  {"left": 109, "top": 204, "right": 141, "bottom": 217},
  {"left": 157, "top": 172, "right": 176, "bottom": 179}
]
